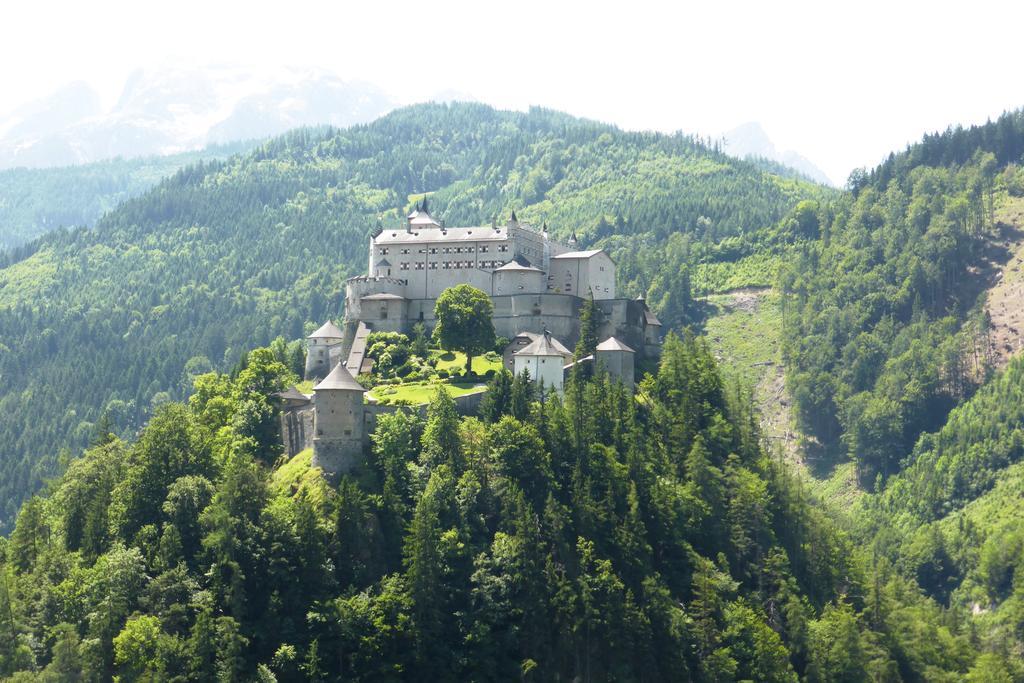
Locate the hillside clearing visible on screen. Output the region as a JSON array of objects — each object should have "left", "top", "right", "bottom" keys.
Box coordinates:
[{"left": 985, "top": 195, "right": 1024, "bottom": 370}]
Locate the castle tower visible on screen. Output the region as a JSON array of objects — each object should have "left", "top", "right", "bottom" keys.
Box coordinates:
[
  {"left": 513, "top": 329, "right": 573, "bottom": 394},
  {"left": 305, "top": 321, "right": 345, "bottom": 380},
  {"left": 595, "top": 336, "right": 636, "bottom": 389},
  {"left": 311, "top": 362, "right": 366, "bottom": 476}
]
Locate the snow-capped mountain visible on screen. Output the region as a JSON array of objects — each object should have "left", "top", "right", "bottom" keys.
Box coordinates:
[{"left": 0, "top": 65, "right": 396, "bottom": 169}]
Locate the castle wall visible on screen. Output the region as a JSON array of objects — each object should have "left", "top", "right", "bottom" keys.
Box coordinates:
[
  {"left": 311, "top": 438, "right": 363, "bottom": 478},
  {"left": 280, "top": 406, "right": 315, "bottom": 457},
  {"left": 514, "top": 353, "right": 565, "bottom": 394},
  {"left": 596, "top": 348, "right": 635, "bottom": 389},
  {"left": 595, "top": 299, "right": 655, "bottom": 358},
  {"left": 491, "top": 293, "right": 581, "bottom": 342},
  {"left": 315, "top": 389, "right": 363, "bottom": 442},
  {"left": 492, "top": 268, "right": 545, "bottom": 296},
  {"left": 549, "top": 252, "right": 616, "bottom": 299},
  {"left": 370, "top": 228, "right": 511, "bottom": 300},
  {"left": 305, "top": 339, "right": 342, "bottom": 380},
  {"left": 359, "top": 297, "right": 409, "bottom": 334},
  {"left": 344, "top": 276, "right": 408, "bottom": 322}
]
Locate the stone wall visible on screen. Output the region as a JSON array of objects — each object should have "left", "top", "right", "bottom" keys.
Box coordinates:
[
  {"left": 311, "top": 437, "right": 363, "bottom": 478},
  {"left": 282, "top": 389, "right": 486, "bottom": 475},
  {"left": 280, "top": 406, "right": 315, "bottom": 458}
]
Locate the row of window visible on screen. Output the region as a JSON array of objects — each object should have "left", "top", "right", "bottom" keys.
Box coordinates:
[
  {"left": 396, "top": 261, "right": 491, "bottom": 271},
  {"left": 380, "top": 244, "right": 510, "bottom": 256}
]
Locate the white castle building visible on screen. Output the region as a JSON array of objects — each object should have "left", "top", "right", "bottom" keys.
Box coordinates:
[
  {"left": 334, "top": 201, "right": 661, "bottom": 377},
  {"left": 284, "top": 202, "right": 663, "bottom": 478}
]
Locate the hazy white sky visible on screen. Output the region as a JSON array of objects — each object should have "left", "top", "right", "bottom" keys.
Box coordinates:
[{"left": 4, "top": 0, "right": 1023, "bottom": 183}]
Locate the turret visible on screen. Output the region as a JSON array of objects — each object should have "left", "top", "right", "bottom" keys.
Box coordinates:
[
  {"left": 305, "top": 321, "right": 345, "bottom": 380},
  {"left": 595, "top": 337, "right": 636, "bottom": 389},
  {"left": 407, "top": 198, "right": 440, "bottom": 230},
  {"left": 311, "top": 362, "right": 365, "bottom": 476}
]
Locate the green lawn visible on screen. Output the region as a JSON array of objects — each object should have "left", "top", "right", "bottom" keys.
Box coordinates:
[
  {"left": 369, "top": 379, "right": 486, "bottom": 406},
  {"left": 430, "top": 349, "right": 503, "bottom": 375}
]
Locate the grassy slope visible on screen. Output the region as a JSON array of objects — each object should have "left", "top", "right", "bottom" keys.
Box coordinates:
[{"left": 702, "top": 288, "right": 863, "bottom": 511}]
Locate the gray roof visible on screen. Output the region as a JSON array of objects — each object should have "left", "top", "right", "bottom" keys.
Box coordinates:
[
  {"left": 495, "top": 260, "right": 543, "bottom": 273},
  {"left": 552, "top": 249, "right": 605, "bottom": 260},
  {"left": 408, "top": 210, "right": 440, "bottom": 227},
  {"left": 514, "top": 330, "right": 572, "bottom": 357},
  {"left": 376, "top": 258, "right": 391, "bottom": 267},
  {"left": 596, "top": 337, "right": 635, "bottom": 353},
  {"left": 276, "top": 386, "right": 312, "bottom": 402},
  {"left": 308, "top": 320, "right": 344, "bottom": 339},
  {"left": 644, "top": 308, "right": 663, "bottom": 326},
  {"left": 361, "top": 292, "right": 406, "bottom": 301},
  {"left": 314, "top": 363, "right": 365, "bottom": 392},
  {"left": 375, "top": 225, "right": 509, "bottom": 244}
]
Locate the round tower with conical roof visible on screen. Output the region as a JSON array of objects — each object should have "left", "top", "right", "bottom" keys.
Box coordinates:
[
  {"left": 305, "top": 321, "right": 345, "bottom": 380},
  {"left": 311, "top": 362, "right": 366, "bottom": 476}
]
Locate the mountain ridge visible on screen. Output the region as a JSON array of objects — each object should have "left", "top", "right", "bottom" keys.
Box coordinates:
[
  {"left": 0, "top": 65, "right": 395, "bottom": 169},
  {"left": 0, "top": 101, "right": 825, "bottom": 531}
]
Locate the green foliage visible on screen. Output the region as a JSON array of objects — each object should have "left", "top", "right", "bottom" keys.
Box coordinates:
[
  {"left": 432, "top": 285, "right": 496, "bottom": 376},
  {"left": 0, "top": 141, "right": 255, "bottom": 251},
  {"left": 781, "top": 113, "right": 1024, "bottom": 483},
  {"left": 0, "top": 102, "right": 824, "bottom": 529},
  {"left": 4, "top": 335, "right": 960, "bottom": 680}
]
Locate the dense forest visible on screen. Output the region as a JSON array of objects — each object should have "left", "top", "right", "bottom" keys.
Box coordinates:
[
  {"left": 854, "top": 353, "right": 1024, "bottom": 658},
  {"left": 6, "top": 100, "right": 1024, "bottom": 679},
  {"left": 780, "top": 110, "right": 1024, "bottom": 484},
  {"left": 770, "top": 111, "right": 1024, "bottom": 678},
  {"left": 3, "top": 334, "right": 1011, "bottom": 681},
  {"left": 0, "top": 103, "right": 826, "bottom": 531},
  {"left": 0, "top": 141, "right": 255, "bottom": 251}
]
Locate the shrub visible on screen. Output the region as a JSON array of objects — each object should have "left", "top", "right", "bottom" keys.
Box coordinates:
[{"left": 438, "top": 369, "right": 450, "bottom": 379}]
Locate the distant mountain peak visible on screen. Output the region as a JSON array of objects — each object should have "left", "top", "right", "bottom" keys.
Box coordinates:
[
  {"left": 0, "top": 65, "right": 396, "bottom": 169},
  {"left": 720, "top": 121, "right": 833, "bottom": 186}
]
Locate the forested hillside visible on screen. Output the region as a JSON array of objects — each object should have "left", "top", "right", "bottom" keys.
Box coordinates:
[
  {"left": 780, "top": 110, "right": 1024, "bottom": 484},
  {"left": 767, "top": 111, "right": 1024, "bottom": 676},
  {"left": 0, "top": 102, "right": 826, "bottom": 531},
  {"left": 2, "top": 334, "right": 1001, "bottom": 681},
  {"left": 0, "top": 141, "right": 255, "bottom": 251}
]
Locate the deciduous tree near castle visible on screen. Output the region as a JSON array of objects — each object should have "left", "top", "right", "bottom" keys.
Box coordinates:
[{"left": 432, "top": 285, "right": 496, "bottom": 375}]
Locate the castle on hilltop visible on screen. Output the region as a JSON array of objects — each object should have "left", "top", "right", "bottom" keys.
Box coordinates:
[
  {"left": 327, "top": 201, "right": 662, "bottom": 379},
  {"left": 282, "top": 202, "right": 663, "bottom": 477}
]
